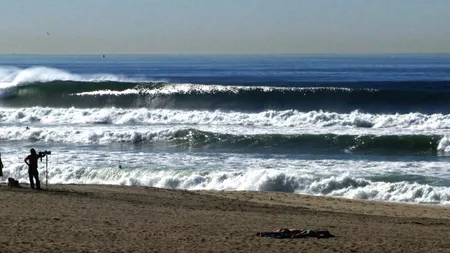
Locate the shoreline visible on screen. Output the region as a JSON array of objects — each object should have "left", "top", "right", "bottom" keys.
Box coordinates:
[{"left": 1, "top": 184, "right": 449, "bottom": 252}]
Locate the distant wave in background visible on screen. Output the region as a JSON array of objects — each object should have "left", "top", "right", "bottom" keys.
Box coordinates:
[{"left": 2, "top": 66, "right": 450, "bottom": 113}]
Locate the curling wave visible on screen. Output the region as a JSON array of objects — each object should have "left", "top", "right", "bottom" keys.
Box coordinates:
[
  {"left": 2, "top": 81, "right": 450, "bottom": 113},
  {"left": 2, "top": 67, "right": 450, "bottom": 112}
]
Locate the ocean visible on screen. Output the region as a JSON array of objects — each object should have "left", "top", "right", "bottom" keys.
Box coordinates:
[{"left": 1, "top": 54, "right": 450, "bottom": 205}]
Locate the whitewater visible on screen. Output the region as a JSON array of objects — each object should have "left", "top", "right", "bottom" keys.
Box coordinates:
[{"left": 1, "top": 54, "right": 450, "bottom": 205}]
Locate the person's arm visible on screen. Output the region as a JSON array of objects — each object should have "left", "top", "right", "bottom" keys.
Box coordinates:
[
  {"left": 0, "top": 159, "right": 3, "bottom": 169},
  {"left": 24, "top": 155, "right": 30, "bottom": 166}
]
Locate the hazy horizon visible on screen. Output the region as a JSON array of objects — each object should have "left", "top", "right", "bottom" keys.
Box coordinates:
[
  {"left": 1, "top": 0, "right": 449, "bottom": 54},
  {"left": 2, "top": 52, "right": 450, "bottom": 56}
]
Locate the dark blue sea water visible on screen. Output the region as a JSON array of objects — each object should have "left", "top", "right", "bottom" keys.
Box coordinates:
[{"left": 1, "top": 54, "right": 450, "bottom": 204}]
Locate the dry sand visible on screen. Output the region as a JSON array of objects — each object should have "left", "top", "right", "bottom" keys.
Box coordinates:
[{"left": 0, "top": 184, "right": 450, "bottom": 253}]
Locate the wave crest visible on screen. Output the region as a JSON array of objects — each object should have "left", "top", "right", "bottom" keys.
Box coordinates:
[{"left": 2, "top": 66, "right": 450, "bottom": 113}]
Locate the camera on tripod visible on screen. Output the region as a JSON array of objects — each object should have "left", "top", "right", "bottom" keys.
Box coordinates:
[{"left": 39, "top": 150, "right": 51, "bottom": 156}]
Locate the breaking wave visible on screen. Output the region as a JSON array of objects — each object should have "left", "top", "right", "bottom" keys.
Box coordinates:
[
  {"left": 3, "top": 107, "right": 450, "bottom": 131},
  {"left": 2, "top": 67, "right": 450, "bottom": 113},
  {"left": 0, "top": 125, "right": 446, "bottom": 155},
  {"left": 2, "top": 160, "right": 449, "bottom": 204}
]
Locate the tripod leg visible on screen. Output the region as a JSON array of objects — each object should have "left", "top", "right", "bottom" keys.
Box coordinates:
[{"left": 46, "top": 155, "right": 48, "bottom": 189}]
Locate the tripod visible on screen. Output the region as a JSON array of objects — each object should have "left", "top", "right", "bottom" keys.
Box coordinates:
[{"left": 45, "top": 154, "right": 49, "bottom": 189}]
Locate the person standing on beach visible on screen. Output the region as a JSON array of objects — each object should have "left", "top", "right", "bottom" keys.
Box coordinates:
[
  {"left": 0, "top": 153, "right": 4, "bottom": 177},
  {"left": 24, "top": 148, "right": 46, "bottom": 190}
]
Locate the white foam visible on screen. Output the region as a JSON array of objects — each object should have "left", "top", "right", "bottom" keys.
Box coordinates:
[
  {"left": 2, "top": 151, "right": 449, "bottom": 204},
  {"left": 2, "top": 107, "right": 450, "bottom": 133},
  {"left": 72, "top": 83, "right": 357, "bottom": 96},
  {"left": 0, "top": 66, "right": 140, "bottom": 89},
  {"left": 0, "top": 125, "right": 182, "bottom": 144},
  {"left": 318, "top": 175, "right": 449, "bottom": 204},
  {"left": 437, "top": 136, "right": 450, "bottom": 152}
]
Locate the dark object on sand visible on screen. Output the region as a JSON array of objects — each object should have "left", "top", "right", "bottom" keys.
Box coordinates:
[
  {"left": 255, "top": 228, "right": 334, "bottom": 239},
  {"left": 8, "top": 177, "right": 20, "bottom": 188}
]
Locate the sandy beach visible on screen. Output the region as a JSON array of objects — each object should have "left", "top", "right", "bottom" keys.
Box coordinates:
[{"left": 0, "top": 184, "right": 449, "bottom": 253}]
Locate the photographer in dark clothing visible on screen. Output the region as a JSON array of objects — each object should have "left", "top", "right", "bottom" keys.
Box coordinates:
[
  {"left": 24, "top": 148, "right": 46, "bottom": 190},
  {"left": 0, "top": 153, "right": 4, "bottom": 177}
]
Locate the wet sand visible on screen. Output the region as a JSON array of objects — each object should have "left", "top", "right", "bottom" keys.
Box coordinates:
[{"left": 0, "top": 184, "right": 449, "bottom": 253}]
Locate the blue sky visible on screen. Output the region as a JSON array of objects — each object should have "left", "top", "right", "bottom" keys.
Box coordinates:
[{"left": 1, "top": 0, "right": 449, "bottom": 54}]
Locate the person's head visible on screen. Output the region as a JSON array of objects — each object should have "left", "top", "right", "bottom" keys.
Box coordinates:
[{"left": 30, "top": 148, "right": 36, "bottom": 155}]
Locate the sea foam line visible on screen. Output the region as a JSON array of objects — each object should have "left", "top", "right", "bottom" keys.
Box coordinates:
[
  {"left": 2, "top": 107, "right": 450, "bottom": 130},
  {"left": 70, "top": 83, "right": 359, "bottom": 96},
  {"left": 2, "top": 162, "right": 449, "bottom": 205}
]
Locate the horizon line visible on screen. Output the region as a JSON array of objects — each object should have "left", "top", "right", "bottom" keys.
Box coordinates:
[{"left": 1, "top": 52, "right": 450, "bottom": 56}]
